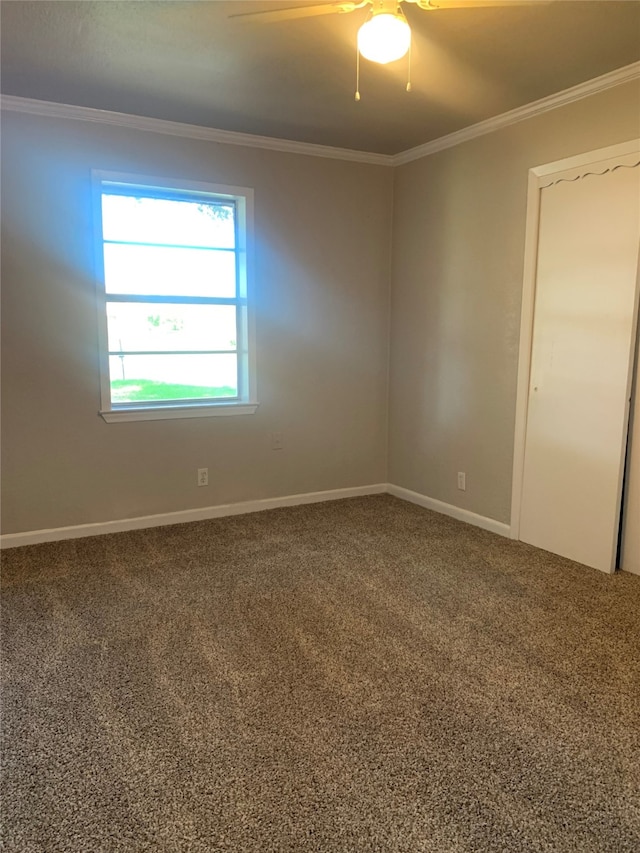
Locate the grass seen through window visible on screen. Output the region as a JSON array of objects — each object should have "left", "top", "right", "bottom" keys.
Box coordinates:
[{"left": 111, "top": 379, "right": 236, "bottom": 403}]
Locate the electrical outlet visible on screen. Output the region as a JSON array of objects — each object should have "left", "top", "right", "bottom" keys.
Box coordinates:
[
  {"left": 197, "top": 467, "right": 208, "bottom": 487},
  {"left": 457, "top": 472, "right": 466, "bottom": 491},
  {"left": 271, "top": 432, "right": 284, "bottom": 451}
]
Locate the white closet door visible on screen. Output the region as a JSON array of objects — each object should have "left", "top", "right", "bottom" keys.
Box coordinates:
[{"left": 519, "top": 164, "right": 640, "bottom": 573}]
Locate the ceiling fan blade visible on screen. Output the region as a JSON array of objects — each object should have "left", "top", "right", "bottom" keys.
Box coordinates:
[
  {"left": 416, "top": 0, "right": 551, "bottom": 9},
  {"left": 229, "top": 2, "right": 362, "bottom": 24}
]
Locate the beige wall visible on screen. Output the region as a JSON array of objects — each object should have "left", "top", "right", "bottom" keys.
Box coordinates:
[
  {"left": 0, "top": 113, "right": 392, "bottom": 533},
  {"left": 3, "top": 80, "right": 639, "bottom": 536},
  {"left": 388, "top": 80, "right": 640, "bottom": 524}
]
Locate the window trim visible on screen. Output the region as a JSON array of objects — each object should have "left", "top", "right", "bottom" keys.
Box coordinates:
[{"left": 91, "top": 170, "right": 257, "bottom": 422}]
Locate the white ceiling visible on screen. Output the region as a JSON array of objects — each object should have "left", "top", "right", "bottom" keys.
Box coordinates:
[{"left": 1, "top": 0, "right": 639, "bottom": 154}]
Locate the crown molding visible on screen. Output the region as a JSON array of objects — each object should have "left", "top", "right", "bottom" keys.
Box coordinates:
[
  {"left": 392, "top": 61, "right": 640, "bottom": 166},
  {"left": 0, "top": 94, "right": 393, "bottom": 167},
  {"left": 2, "top": 61, "right": 638, "bottom": 168}
]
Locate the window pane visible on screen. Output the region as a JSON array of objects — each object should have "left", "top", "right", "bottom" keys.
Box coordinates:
[
  {"left": 109, "top": 354, "right": 238, "bottom": 403},
  {"left": 104, "top": 243, "right": 236, "bottom": 298},
  {"left": 102, "top": 194, "right": 235, "bottom": 248},
  {"left": 107, "top": 304, "right": 237, "bottom": 353}
]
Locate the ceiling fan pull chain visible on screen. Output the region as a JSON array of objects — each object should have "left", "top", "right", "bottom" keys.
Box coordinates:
[
  {"left": 406, "top": 30, "right": 412, "bottom": 92},
  {"left": 355, "top": 43, "right": 361, "bottom": 101}
]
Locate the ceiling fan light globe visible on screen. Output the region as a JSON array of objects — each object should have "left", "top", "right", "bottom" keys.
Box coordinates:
[{"left": 357, "top": 14, "right": 411, "bottom": 65}]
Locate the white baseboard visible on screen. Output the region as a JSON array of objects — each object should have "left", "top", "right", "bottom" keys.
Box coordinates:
[
  {"left": 0, "top": 483, "right": 387, "bottom": 549},
  {"left": 0, "top": 482, "right": 510, "bottom": 548},
  {"left": 387, "top": 484, "right": 511, "bottom": 538}
]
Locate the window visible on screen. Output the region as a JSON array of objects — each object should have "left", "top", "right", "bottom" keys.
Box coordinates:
[{"left": 92, "top": 172, "right": 256, "bottom": 422}]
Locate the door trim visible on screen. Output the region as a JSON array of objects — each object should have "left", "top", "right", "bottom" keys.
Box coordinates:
[{"left": 510, "top": 139, "right": 640, "bottom": 545}]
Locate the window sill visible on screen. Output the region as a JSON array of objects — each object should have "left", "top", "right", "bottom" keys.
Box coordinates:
[{"left": 100, "top": 401, "right": 259, "bottom": 423}]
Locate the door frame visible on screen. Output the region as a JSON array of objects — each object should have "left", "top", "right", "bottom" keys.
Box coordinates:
[{"left": 510, "top": 138, "right": 640, "bottom": 547}]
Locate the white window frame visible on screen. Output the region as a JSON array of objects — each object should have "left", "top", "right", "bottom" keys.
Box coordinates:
[{"left": 92, "top": 170, "right": 257, "bottom": 422}]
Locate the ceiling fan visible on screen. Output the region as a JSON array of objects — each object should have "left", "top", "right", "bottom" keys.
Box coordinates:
[{"left": 229, "top": 0, "right": 550, "bottom": 66}]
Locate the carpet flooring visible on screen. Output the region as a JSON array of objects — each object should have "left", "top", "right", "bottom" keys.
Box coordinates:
[{"left": 2, "top": 495, "right": 639, "bottom": 852}]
